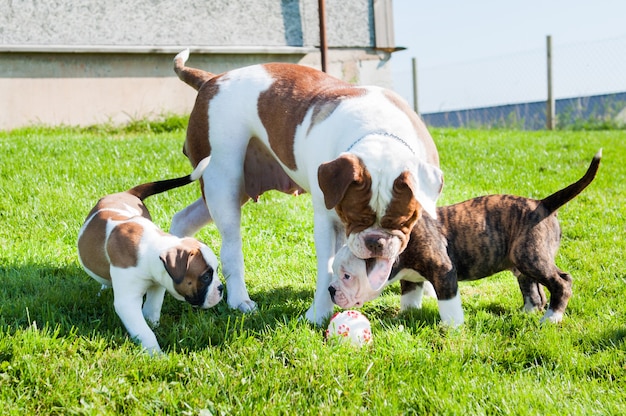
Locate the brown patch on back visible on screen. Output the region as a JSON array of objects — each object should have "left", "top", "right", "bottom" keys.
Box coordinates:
[
  {"left": 258, "top": 64, "right": 366, "bottom": 170},
  {"left": 78, "top": 212, "right": 112, "bottom": 281},
  {"left": 106, "top": 221, "right": 143, "bottom": 269},
  {"left": 184, "top": 79, "right": 221, "bottom": 166},
  {"left": 382, "top": 89, "right": 439, "bottom": 167}
]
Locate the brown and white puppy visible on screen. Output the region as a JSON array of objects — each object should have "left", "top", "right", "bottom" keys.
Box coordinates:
[
  {"left": 330, "top": 150, "right": 601, "bottom": 326},
  {"left": 77, "top": 157, "right": 223, "bottom": 354},
  {"left": 169, "top": 49, "right": 443, "bottom": 324}
]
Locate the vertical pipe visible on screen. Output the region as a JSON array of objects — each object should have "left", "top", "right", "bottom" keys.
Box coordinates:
[
  {"left": 412, "top": 57, "right": 419, "bottom": 114},
  {"left": 318, "top": 0, "right": 328, "bottom": 72},
  {"left": 546, "top": 35, "right": 555, "bottom": 130}
]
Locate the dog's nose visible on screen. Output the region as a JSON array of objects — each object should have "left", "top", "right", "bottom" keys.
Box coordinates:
[
  {"left": 218, "top": 284, "right": 224, "bottom": 295},
  {"left": 364, "top": 236, "right": 385, "bottom": 255},
  {"left": 328, "top": 286, "right": 336, "bottom": 300}
]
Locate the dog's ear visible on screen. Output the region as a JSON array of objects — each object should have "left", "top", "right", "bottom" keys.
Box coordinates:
[
  {"left": 367, "top": 258, "right": 394, "bottom": 292},
  {"left": 318, "top": 154, "right": 365, "bottom": 209},
  {"left": 160, "top": 247, "right": 190, "bottom": 284},
  {"left": 410, "top": 162, "right": 443, "bottom": 219}
]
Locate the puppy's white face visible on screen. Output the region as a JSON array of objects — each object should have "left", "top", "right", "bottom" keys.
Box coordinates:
[
  {"left": 160, "top": 239, "right": 223, "bottom": 308},
  {"left": 329, "top": 245, "right": 387, "bottom": 309}
]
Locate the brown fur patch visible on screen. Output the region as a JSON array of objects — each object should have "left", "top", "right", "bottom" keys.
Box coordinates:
[
  {"left": 184, "top": 80, "right": 220, "bottom": 167},
  {"left": 164, "top": 239, "right": 214, "bottom": 306},
  {"left": 244, "top": 137, "right": 305, "bottom": 199},
  {"left": 78, "top": 212, "right": 112, "bottom": 281},
  {"left": 106, "top": 221, "right": 143, "bottom": 269},
  {"left": 380, "top": 171, "right": 421, "bottom": 250},
  {"left": 258, "top": 64, "right": 366, "bottom": 170},
  {"left": 382, "top": 89, "right": 439, "bottom": 166},
  {"left": 320, "top": 155, "right": 376, "bottom": 236}
]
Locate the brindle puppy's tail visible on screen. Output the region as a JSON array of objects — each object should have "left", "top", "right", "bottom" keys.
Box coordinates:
[
  {"left": 173, "top": 49, "right": 216, "bottom": 91},
  {"left": 540, "top": 149, "right": 602, "bottom": 214},
  {"left": 127, "top": 156, "right": 210, "bottom": 201}
]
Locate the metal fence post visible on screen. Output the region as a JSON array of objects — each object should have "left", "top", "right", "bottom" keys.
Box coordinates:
[
  {"left": 412, "top": 57, "right": 419, "bottom": 114},
  {"left": 546, "top": 35, "right": 555, "bottom": 130}
]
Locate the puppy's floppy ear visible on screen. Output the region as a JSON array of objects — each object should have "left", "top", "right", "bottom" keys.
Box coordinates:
[
  {"left": 318, "top": 154, "right": 365, "bottom": 209},
  {"left": 160, "top": 246, "right": 191, "bottom": 283},
  {"left": 367, "top": 258, "right": 394, "bottom": 292},
  {"left": 410, "top": 161, "right": 443, "bottom": 219}
]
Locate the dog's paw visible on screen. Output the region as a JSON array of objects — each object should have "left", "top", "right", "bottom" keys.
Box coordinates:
[
  {"left": 144, "top": 345, "right": 164, "bottom": 357},
  {"left": 540, "top": 309, "right": 563, "bottom": 324},
  {"left": 236, "top": 300, "right": 258, "bottom": 313},
  {"left": 305, "top": 304, "right": 333, "bottom": 326}
]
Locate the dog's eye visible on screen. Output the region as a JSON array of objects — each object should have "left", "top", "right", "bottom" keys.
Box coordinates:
[
  {"left": 343, "top": 273, "right": 352, "bottom": 281},
  {"left": 201, "top": 271, "right": 213, "bottom": 283}
]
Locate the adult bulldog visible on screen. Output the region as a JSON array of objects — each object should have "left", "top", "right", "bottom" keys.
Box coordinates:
[{"left": 170, "top": 49, "right": 443, "bottom": 324}]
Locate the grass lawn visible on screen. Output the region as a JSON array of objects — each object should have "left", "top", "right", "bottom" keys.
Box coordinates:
[{"left": 0, "top": 123, "right": 625, "bottom": 415}]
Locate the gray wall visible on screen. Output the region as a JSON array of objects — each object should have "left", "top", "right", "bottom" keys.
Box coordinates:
[
  {"left": 1, "top": 0, "right": 373, "bottom": 48},
  {"left": 0, "top": 0, "right": 395, "bottom": 129}
]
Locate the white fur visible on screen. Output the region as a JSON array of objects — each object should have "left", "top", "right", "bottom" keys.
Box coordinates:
[
  {"left": 437, "top": 293, "right": 464, "bottom": 328},
  {"left": 540, "top": 309, "right": 563, "bottom": 324},
  {"left": 170, "top": 60, "right": 442, "bottom": 325}
]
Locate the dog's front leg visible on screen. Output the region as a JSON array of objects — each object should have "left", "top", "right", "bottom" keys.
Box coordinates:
[
  {"left": 431, "top": 270, "right": 464, "bottom": 328},
  {"left": 111, "top": 275, "right": 162, "bottom": 355},
  {"left": 305, "top": 211, "right": 339, "bottom": 325},
  {"left": 142, "top": 285, "right": 167, "bottom": 326},
  {"left": 400, "top": 280, "right": 427, "bottom": 311}
]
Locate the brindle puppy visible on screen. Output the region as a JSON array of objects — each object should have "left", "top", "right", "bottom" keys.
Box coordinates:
[{"left": 330, "top": 150, "right": 601, "bottom": 326}]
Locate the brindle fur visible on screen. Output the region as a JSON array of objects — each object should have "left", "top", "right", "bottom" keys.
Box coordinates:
[{"left": 393, "top": 150, "right": 601, "bottom": 318}]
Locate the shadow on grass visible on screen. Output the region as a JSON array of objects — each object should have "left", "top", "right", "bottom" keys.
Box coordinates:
[
  {"left": 0, "top": 262, "right": 319, "bottom": 352},
  {"left": 4, "top": 263, "right": 546, "bottom": 353}
]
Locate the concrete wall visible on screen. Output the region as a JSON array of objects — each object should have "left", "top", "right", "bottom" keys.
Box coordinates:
[
  {"left": 0, "top": 0, "right": 373, "bottom": 48},
  {"left": 0, "top": 0, "right": 395, "bottom": 130}
]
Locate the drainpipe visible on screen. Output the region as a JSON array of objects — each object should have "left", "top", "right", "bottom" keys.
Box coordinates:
[{"left": 318, "top": 0, "right": 328, "bottom": 72}]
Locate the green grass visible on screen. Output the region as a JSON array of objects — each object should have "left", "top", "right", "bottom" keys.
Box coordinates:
[{"left": 1, "top": 123, "right": 625, "bottom": 415}]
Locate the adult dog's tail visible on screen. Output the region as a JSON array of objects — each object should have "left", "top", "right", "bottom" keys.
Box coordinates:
[
  {"left": 540, "top": 149, "right": 602, "bottom": 214},
  {"left": 173, "top": 49, "right": 216, "bottom": 91},
  {"left": 128, "top": 156, "right": 210, "bottom": 201}
]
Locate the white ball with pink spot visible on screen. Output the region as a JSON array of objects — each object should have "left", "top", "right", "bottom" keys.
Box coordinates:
[{"left": 325, "top": 310, "right": 372, "bottom": 346}]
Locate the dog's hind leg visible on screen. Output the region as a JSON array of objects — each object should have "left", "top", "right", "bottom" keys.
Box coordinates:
[
  {"left": 513, "top": 269, "right": 547, "bottom": 312},
  {"left": 514, "top": 262, "right": 572, "bottom": 323},
  {"left": 170, "top": 197, "right": 212, "bottom": 237},
  {"left": 202, "top": 146, "right": 257, "bottom": 313}
]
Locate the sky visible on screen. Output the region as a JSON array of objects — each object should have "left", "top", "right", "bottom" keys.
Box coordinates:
[{"left": 391, "top": 0, "right": 626, "bottom": 113}]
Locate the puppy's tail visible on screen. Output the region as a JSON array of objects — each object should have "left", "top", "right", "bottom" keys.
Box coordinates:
[
  {"left": 128, "top": 156, "right": 210, "bottom": 201},
  {"left": 540, "top": 149, "right": 602, "bottom": 214},
  {"left": 173, "top": 49, "right": 216, "bottom": 91}
]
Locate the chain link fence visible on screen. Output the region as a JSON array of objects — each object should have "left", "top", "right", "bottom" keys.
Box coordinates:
[{"left": 395, "top": 35, "right": 626, "bottom": 129}]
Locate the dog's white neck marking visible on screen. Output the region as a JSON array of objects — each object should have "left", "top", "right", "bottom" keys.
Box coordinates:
[{"left": 346, "top": 131, "right": 415, "bottom": 156}]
